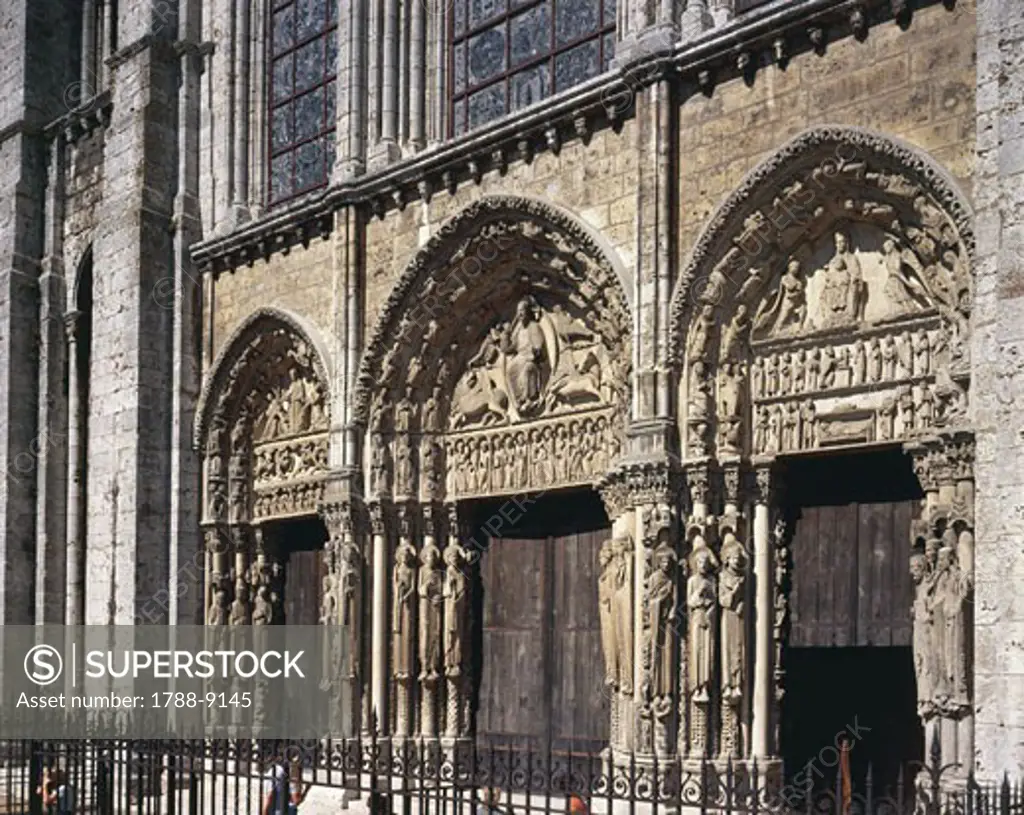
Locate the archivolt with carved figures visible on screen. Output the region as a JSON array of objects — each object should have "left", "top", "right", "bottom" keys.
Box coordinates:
[
  {"left": 194, "top": 309, "right": 333, "bottom": 625},
  {"left": 668, "top": 126, "right": 977, "bottom": 774},
  {"left": 353, "top": 196, "right": 633, "bottom": 503}
]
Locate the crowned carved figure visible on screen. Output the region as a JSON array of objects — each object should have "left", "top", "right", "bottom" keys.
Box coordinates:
[
  {"left": 687, "top": 543, "right": 719, "bottom": 703},
  {"left": 817, "top": 230, "right": 867, "bottom": 329},
  {"left": 719, "top": 533, "right": 747, "bottom": 700},
  {"left": 419, "top": 543, "right": 445, "bottom": 681}
]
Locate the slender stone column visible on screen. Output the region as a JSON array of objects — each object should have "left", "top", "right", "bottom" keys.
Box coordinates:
[
  {"left": 381, "top": 0, "right": 399, "bottom": 145},
  {"left": 369, "top": 501, "right": 389, "bottom": 732},
  {"left": 752, "top": 465, "right": 773, "bottom": 759},
  {"left": 408, "top": 0, "right": 426, "bottom": 151},
  {"left": 82, "top": 0, "right": 97, "bottom": 89},
  {"left": 232, "top": 0, "right": 251, "bottom": 222},
  {"left": 65, "top": 311, "right": 85, "bottom": 626}
]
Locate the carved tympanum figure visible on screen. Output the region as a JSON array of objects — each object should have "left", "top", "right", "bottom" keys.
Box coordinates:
[
  {"left": 393, "top": 541, "right": 417, "bottom": 679},
  {"left": 754, "top": 257, "right": 806, "bottom": 337},
  {"left": 688, "top": 546, "right": 719, "bottom": 702},
  {"left": 818, "top": 230, "right": 866, "bottom": 328},
  {"left": 503, "top": 297, "right": 548, "bottom": 414}
]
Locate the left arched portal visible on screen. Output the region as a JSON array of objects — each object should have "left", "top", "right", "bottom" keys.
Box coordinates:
[{"left": 194, "top": 309, "right": 332, "bottom": 627}]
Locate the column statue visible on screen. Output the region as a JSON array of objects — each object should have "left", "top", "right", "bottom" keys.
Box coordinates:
[
  {"left": 392, "top": 541, "right": 417, "bottom": 680},
  {"left": 648, "top": 545, "right": 678, "bottom": 703},
  {"left": 688, "top": 545, "right": 718, "bottom": 702},
  {"left": 719, "top": 532, "right": 747, "bottom": 758},
  {"left": 598, "top": 538, "right": 619, "bottom": 689}
]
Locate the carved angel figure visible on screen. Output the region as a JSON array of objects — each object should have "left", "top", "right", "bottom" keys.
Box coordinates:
[
  {"left": 754, "top": 258, "right": 807, "bottom": 337},
  {"left": 882, "top": 237, "right": 931, "bottom": 313}
]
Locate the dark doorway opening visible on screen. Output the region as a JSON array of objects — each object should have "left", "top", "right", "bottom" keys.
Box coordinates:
[
  {"left": 467, "top": 489, "right": 611, "bottom": 753},
  {"left": 781, "top": 646, "right": 923, "bottom": 801},
  {"left": 780, "top": 447, "right": 925, "bottom": 802},
  {"left": 264, "top": 516, "right": 327, "bottom": 625}
]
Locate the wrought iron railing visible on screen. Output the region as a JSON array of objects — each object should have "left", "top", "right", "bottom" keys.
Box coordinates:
[{"left": 1, "top": 735, "right": 1020, "bottom": 815}]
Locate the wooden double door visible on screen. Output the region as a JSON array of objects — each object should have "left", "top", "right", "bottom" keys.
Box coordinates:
[{"left": 471, "top": 491, "right": 611, "bottom": 752}]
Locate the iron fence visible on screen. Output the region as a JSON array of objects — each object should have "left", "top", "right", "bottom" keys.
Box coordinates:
[{"left": 0, "top": 735, "right": 1020, "bottom": 815}]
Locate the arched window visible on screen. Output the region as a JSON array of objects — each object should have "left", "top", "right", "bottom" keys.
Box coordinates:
[
  {"left": 450, "top": 0, "right": 616, "bottom": 137},
  {"left": 268, "top": 0, "right": 339, "bottom": 206}
]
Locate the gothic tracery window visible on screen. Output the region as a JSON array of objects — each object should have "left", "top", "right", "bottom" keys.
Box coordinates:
[
  {"left": 450, "top": 0, "right": 616, "bottom": 137},
  {"left": 269, "top": 0, "right": 339, "bottom": 206}
]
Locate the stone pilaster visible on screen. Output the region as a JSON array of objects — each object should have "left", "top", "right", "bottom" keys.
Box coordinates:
[
  {"left": 973, "top": 0, "right": 1024, "bottom": 777},
  {"left": 320, "top": 477, "right": 365, "bottom": 737},
  {"left": 86, "top": 16, "right": 179, "bottom": 623}
]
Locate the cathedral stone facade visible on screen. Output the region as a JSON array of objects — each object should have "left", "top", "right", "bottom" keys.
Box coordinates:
[{"left": 1, "top": 0, "right": 1022, "bottom": 786}]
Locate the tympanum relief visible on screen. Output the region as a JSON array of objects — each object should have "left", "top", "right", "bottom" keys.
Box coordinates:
[
  {"left": 684, "top": 210, "right": 969, "bottom": 460},
  {"left": 445, "top": 295, "right": 625, "bottom": 499}
]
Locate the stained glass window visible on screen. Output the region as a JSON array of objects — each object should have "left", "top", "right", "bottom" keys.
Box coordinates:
[
  {"left": 268, "top": 0, "right": 338, "bottom": 206},
  {"left": 451, "top": 0, "right": 614, "bottom": 136}
]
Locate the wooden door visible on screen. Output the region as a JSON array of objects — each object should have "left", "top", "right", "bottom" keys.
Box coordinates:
[
  {"left": 788, "top": 501, "right": 915, "bottom": 647},
  {"left": 273, "top": 517, "right": 327, "bottom": 625},
  {"left": 473, "top": 491, "right": 610, "bottom": 752}
]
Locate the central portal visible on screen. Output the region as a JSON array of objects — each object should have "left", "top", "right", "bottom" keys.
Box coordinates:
[{"left": 469, "top": 490, "right": 611, "bottom": 752}]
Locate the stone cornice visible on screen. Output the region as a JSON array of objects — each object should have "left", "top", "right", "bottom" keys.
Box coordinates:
[{"left": 190, "top": 0, "right": 921, "bottom": 274}]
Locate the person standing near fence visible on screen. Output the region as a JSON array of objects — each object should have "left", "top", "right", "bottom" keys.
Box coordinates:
[{"left": 37, "top": 765, "right": 74, "bottom": 814}]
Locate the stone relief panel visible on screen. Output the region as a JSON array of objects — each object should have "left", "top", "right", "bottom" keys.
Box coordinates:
[
  {"left": 675, "top": 141, "right": 972, "bottom": 461},
  {"left": 449, "top": 295, "right": 618, "bottom": 429},
  {"left": 445, "top": 408, "right": 621, "bottom": 499},
  {"left": 198, "top": 317, "right": 332, "bottom": 525}
]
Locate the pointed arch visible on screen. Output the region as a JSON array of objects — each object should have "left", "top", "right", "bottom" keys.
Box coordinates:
[
  {"left": 193, "top": 307, "right": 333, "bottom": 451},
  {"left": 668, "top": 125, "right": 975, "bottom": 365},
  {"left": 352, "top": 194, "right": 633, "bottom": 427}
]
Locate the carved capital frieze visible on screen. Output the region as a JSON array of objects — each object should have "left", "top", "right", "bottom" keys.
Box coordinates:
[
  {"left": 753, "top": 463, "right": 773, "bottom": 505},
  {"left": 684, "top": 460, "right": 713, "bottom": 509},
  {"left": 722, "top": 462, "right": 742, "bottom": 506},
  {"left": 599, "top": 458, "right": 677, "bottom": 519},
  {"left": 368, "top": 502, "right": 388, "bottom": 537}
]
